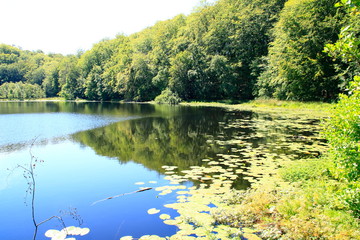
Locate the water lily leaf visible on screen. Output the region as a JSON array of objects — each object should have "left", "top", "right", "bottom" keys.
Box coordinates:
[
  {"left": 135, "top": 182, "right": 145, "bottom": 185},
  {"left": 147, "top": 208, "right": 160, "bottom": 214},
  {"left": 159, "top": 189, "right": 172, "bottom": 195},
  {"left": 45, "top": 229, "right": 61, "bottom": 238},
  {"left": 243, "top": 233, "right": 261, "bottom": 240},
  {"left": 242, "top": 228, "right": 256, "bottom": 233},
  {"left": 159, "top": 214, "right": 171, "bottom": 220},
  {"left": 176, "top": 191, "right": 189, "bottom": 195},
  {"left": 45, "top": 229, "right": 67, "bottom": 240},
  {"left": 139, "top": 235, "right": 165, "bottom": 240},
  {"left": 120, "top": 236, "right": 133, "bottom": 240},
  {"left": 149, "top": 181, "right": 157, "bottom": 184},
  {"left": 79, "top": 228, "right": 90, "bottom": 236},
  {"left": 163, "top": 219, "right": 179, "bottom": 225},
  {"left": 63, "top": 226, "right": 76, "bottom": 233}
]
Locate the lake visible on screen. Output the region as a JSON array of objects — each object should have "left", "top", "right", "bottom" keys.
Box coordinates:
[{"left": 0, "top": 102, "right": 326, "bottom": 240}]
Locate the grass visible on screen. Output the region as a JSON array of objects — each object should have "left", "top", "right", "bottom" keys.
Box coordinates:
[
  {"left": 180, "top": 99, "right": 335, "bottom": 117},
  {"left": 209, "top": 160, "right": 360, "bottom": 239}
]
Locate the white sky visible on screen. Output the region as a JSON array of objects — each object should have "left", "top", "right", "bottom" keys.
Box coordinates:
[{"left": 1, "top": 0, "right": 215, "bottom": 55}]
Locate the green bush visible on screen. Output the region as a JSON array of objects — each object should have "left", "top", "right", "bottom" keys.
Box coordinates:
[
  {"left": 323, "top": 76, "right": 360, "bottom": 181},
  {"left": 343, "top": 186, "right": 360, "bottom": 218},
  {"left": 154, "top": 88, "right": 182, "bottom": 105},
  {"left": 323, "top": 76, "right": 360, "bottom": 218},
  {"left": 0, "top": 82, "right": 45, "bottom": 100}
]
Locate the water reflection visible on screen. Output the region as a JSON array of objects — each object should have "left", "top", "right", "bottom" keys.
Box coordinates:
[{"left": 72, "top": 108, "right": 325, "bottom": 190}]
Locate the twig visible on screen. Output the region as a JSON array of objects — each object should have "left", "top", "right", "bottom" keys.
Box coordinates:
[{"left": 91, "top": 187, "right": 152, "bottom": 206}]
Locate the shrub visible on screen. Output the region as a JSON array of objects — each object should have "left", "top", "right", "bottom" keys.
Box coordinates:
[
  {"left": 154, "top": 88, "right": 182, "bottom": 105},
  {"left": 323, "top": 76, "right": 360, "bottom": 181},
  {"left": 0, "top": 82, "right": 45, "bottom": 99},
  {"left": 343, "top": 186, "right": 360, "bottom": 218}
]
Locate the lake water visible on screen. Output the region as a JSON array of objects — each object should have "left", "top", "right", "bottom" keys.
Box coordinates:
[{"left": 0, "top": 102, "right": 325, "bottom": 240}]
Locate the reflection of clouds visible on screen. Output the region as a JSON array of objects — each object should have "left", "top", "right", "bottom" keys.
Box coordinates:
[
  {"left": 0, "top": 113, "right": 133, "bottom": 147},
  {"left": 0, "top": 137, "right": 68, "bottom": 154}
]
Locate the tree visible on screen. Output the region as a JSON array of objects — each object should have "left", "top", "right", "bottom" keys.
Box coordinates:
[
  {"left": 325, "top": 0, "right": 360, "bottom": 88},
  {"left": 0, "top": 44, "right": 21, "bottom": 64},
  {"left": 256, "top": 0, "right": 344, "bottom": 101},
  {"left": 169, "top": 50, "right": 194, "bottom": 99},
  {"left": 58, "top": 57, "right": 82, "bottom": 100}
]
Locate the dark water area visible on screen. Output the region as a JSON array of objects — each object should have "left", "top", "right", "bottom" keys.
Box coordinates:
[{"left": 0, "top": 101, "right": 325, "bottom": 240}]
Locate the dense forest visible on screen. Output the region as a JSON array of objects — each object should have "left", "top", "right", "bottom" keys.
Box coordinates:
[{"left": 0, "top": 0, "right": 358, "bottom": 102}]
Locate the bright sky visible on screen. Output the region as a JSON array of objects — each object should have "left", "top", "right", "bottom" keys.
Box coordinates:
[{"left": 1, "top": 0, "right": 215, "bottom": 55}]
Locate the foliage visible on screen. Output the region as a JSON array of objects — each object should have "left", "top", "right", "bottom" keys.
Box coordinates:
[
  {"left": 256, "top": 0, "right": 344, "bottom": 101},
  {"left": 324, "top": 0, "right": 360, "bottom": 86},
  {"left": 1, "top": 0, "right": 354, "bottom": 102},
  {"left": 0, "top": 82, "right": 45, "bottom": 99},
  {"left": 323, "top": 77, "right": 360, "bottom": 181},
  {"left": 58, "top": 57, "right": 82, "bottom": 100},
  {"left": 154, "top": 88, "right": 182, "bottom": 105}
]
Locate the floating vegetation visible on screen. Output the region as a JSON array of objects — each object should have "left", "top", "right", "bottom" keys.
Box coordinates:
[
  {"left": 120, "top": 236, "right": 134, "bottom": 240},
  {"left": 147, "top": 208, "right": 160, "bottom": 215},
  {"left": 135, "top": 182, "right": 145, "bottom": 185},
  {"left": 117, "top": 110, "right": 331, "bottom": 239},
  {"left": 45, "top": 227, "right": 90, "bottom": 240},
  {"left": 159, "top": 214, "right": 171, "bottom": 220}
]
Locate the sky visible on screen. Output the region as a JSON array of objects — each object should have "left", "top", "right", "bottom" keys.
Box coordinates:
[{"left": 1, "top": 0, "right": 215, "bottom": 55}]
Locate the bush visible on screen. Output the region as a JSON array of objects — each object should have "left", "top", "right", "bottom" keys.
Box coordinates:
[
  {"left": 323, "top": 76, "right": 360, "bottom": 181},
  {"left": 0, "top": 82, "right": 45, "bottom": 100},
  {"left": 323, "top": 76, "right": 360, "bottom": 218},
  {"left": 154, "top": 88, "right": 182, "bottom": 105},
  {"left": 343, "top": 186, "right": 360, "bottom": 218}
]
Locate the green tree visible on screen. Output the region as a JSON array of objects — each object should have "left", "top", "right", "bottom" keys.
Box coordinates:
[
  {"left": 169, "top": 50, "right": 194, "bottom": 99},
  {"left": 42, "top": 61, "right": 61, "bottom": 97},
  {"left": 118, "top": 53, "right": 156, "bottom": 101},
  {"left": 0, "top": 44, "right": 21, "bottom": 64},
  {"left": 325, "top": 0, "right": 360, "bottom": 87},
  {"left": 58, "top": 57, "right": 82, "bottom": 100},
  {"left": 256, "top": 0, "right": 344, "bottom": 101},
  {"left": 78, "top": 39, "right": 119, "bottom": 100}
]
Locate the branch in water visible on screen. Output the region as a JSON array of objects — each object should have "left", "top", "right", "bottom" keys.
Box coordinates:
[{"left": 91, "top": 187, "right": 152, "bottom": 206}]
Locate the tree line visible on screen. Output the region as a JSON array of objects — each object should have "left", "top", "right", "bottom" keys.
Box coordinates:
[{"left": 0, "top": 0, "right": 358, "bottom": 102}]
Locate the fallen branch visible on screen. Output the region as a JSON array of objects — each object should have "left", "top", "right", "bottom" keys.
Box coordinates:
[{"left": 91, "top": 187, "right": 152, "bottom": 206}]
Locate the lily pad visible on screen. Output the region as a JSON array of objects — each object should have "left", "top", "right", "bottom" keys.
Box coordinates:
[
  {"left": 147, "top": 208, "right": 160, "bottom": 214},
  {"left": 120, "top": 236, "right": 133, "bottom": 240},
  {"left": 45, "top": 229, "right": 67, "bottom": 240},
  {"left": 159, "top": 214, "right": 171, "bottom": 220}
]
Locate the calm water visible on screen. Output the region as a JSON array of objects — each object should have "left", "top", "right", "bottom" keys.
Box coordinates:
[{"left": 0, "top": 102, "right": 324, "bottom": 240}]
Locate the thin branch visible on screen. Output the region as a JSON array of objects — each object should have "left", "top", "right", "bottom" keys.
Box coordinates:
[{"left": 91, "top": 187, "right": 152, "bottom": 206}]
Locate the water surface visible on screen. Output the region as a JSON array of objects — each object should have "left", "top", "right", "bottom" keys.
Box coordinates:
[{"left": 0, "top": 101, "right": 325, "bottom": 239}]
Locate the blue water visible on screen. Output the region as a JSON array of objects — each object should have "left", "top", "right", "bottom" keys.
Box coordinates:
[
  {"left": 0, "top": 112, "right": 133, "bottom": 147},
  {"left": 0, "top": 103, "right": 182, "bottom": 240},
  {"left": 0, "top": 142, "right": 179, "bottom": 240}
]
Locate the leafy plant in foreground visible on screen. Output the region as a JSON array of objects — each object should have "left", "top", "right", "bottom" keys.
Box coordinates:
[{"left": 323, "top": 76, "right": 360, "bottom": 181}]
